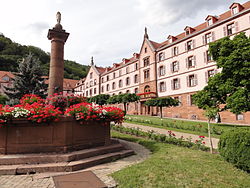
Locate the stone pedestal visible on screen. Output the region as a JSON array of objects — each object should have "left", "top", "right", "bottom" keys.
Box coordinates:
[{"left": 47, "top": 24, "right": 69, "bottom": 96}]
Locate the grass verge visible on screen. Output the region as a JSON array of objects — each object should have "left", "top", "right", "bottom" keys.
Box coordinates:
[
  {"left": 111, "top": 131, "right": 250, "bottom": 188},
  {"left": 125, "top": 115, "right": 249, "bottom": 138}
]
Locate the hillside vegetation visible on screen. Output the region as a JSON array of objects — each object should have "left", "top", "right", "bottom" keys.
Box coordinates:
[{"left": 0, "top": 34, "right": 89, "bottom": 80}]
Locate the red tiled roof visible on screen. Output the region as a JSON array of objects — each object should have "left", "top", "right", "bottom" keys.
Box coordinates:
[
  {"left": 157, "top": 1, "right": 250, "bottom": 49},
  {"left": 43, "top": 76, "right": 79, "bottom": 90},
  {"left": 0, "top": 71, "right": 14, "bottom": 82},
  {"left": 95, "top": 66, "right": 106, "bottom": 74},
  {"left": 149, "top": 40, "right": 162, "bottom": 49}
]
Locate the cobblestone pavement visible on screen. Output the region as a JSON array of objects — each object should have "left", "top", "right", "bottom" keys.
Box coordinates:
[
  {"left": 122, "top": 122, "right": 219, "bottom": 149},
  {"left": 0, "top": 139, "right": 151, "bottom": 188}
]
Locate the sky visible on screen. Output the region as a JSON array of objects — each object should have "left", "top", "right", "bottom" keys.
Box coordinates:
[{"left": 0, "top": 0, "right": 247, "bottom": 67}]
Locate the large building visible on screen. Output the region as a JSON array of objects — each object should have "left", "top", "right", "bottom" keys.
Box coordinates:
[{"left": 75, "top": 1, "right": 250, "bottom": 124}]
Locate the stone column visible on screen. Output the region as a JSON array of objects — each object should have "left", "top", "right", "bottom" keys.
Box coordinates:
[{"left": 47, "top": 12, "right": 69, "bottom": 96}]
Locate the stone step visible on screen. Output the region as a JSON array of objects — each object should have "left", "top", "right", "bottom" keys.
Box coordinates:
[
  {"left": 0, "top": 149, "right": 134, "bottom": 175},
  {"left": 0, "top": 143, "right": 124, "bottom": 165}
]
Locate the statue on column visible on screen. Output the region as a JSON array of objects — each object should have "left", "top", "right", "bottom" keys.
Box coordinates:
[{"left": 56, "top": 12, "right": 61, "bottom": 24}]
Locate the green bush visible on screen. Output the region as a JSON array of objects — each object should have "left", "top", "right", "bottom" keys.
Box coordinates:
[{"left": 218, "top": 128, "right": 250, "bottom": 172}]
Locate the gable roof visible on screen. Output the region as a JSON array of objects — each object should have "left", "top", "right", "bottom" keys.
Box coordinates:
[{"left": 0, "top": 71, "right": 14, "bottom": 82}]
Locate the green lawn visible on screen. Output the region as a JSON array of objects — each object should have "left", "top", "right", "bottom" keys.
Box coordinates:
[
  {"left": 111, "top": 131, "right": 250, "bottom": 188},
  {"left": 125, "top": 115, "right": 249, "bottom": 138}
]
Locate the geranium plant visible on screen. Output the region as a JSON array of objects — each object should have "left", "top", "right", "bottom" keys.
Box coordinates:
[{"left": 65, "top": 102, "right": 124, "bottom": 124}]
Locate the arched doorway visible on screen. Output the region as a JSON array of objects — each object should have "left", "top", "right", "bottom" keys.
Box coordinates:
[{"left": 144, "top": 85, "right": 151, "bottom": 115}]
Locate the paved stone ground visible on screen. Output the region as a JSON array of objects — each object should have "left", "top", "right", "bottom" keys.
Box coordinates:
[
  {"left": 122, "top": 122, "right": 219, "bottom": 149},
  {"left": 0, "top": 139, "right": 151, "bottom": 188}
]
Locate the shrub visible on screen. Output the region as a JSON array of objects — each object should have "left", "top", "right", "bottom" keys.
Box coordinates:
[{"left": 218, "top": 128, "right": 250, "bottom": 172}]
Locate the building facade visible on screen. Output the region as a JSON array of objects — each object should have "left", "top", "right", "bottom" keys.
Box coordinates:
[{"left": 75, "top": 2, "right": 250, "bottom": 124}]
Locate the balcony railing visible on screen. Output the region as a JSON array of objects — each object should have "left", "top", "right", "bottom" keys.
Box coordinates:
[{"left": 137, "top": 92, "right": 157, "bottom": 100}]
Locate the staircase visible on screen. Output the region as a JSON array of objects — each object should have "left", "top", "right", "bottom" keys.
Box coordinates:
[{"left": 0, "top": 140, "right": 134, "bottom": 175}]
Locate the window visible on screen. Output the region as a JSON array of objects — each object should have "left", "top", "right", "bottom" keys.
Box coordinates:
[
  {"left": 159, "top": 66, "right": 165, "bottom": 76},
  {"left": 187, "top": 74, "right": 197, "bottom": 87},
  {"left": 126, "top": 90, "right": 130, "bottom": 93},
  {"left": 119, "top": 70, "right": 122, "bottom": 76},
  {"left": 172, "top": 78, "right": 180, "bottom": 90},
  {"left": 90, "top": 72, "right": 93, "bottom": 79},
  {"left": 205, "top": 33, "right": 212, "bottom": 44},
  {"left": 94, "top": 79, "right": 97, "bottom": 85},
  {"left": 186, "top": 30, "right": 190, "bottom": 35},
  {"left": 206, "top": 69, "right": 215, "bottom": 82},
  {"left": 227, "top": 23, "right": 235, "bottom": 35},
  {"left": 174, "top": 96, "right": 181, "bottom": 106},
  {"left": 187, "top": 56, "right": 196, "bottom": 68},
  {"left": 144, "top": 85, "right": 150, "bottom": 93},
  {"left": 126, "top": 67, "right": 129, "bottom": 74},
  {"left": 173, "top": 47, "right": 178, "bottom": 56},
  {"left": 171, "top": 61, "right": 179, "bottom": 72},
  {"left": 113, "top": 72, "right": 116, "bottom": 79},
  {"left": 207, "top": 18, "right": 213, "bottom": 26},
  {"left": 134, "top": 74, "right": 138, "bottom": 83},
  {"left": 90, "top": 89, "right": 92, "bottom": 96},
  {"left": 2, "top": 76, "right": 9, "bottom": 81},
  {"left": 159, "top": 82, "right": 166, "bottom": 92},
  {"left": 94, "top": 88, "right": 96, "bottom": 94},
  {"left": 144, "top": 57, "right": 150, "bottom": 67},
  {"left": 145, "top": 47, "right": 147, "bottom": 53},
  {"left": 126, "top": 77, "right": 130, "bottom": 86},
  {"left": 91, "top": 81, "right": 94, "bottom": 87},
  {"left": 86, "top": 91, "right": 88, "bottom": 96},
  {"left": 119, "top": 80, "right": 123, "bottom": 88},
  {"left": 86, "top": 83, "right": 88, "bottom": 88},
  {"left": 186, "top": 40, "right": 193, "bottom": 51},
  {"left": 135, "top": 63, "right": 138, "bottom": 70},
  {"left": 205, "top": 50, "right": 212, "bottom": 62},
  {"left": 144, "top": 69, "right": 150, "bottom": 79},
  {"left": 101, "top": 86, "right": 104, "bottom": 93},
  {"left": 236, "top": 114, "right": 244, "bottom": 120},
  {"left": 107, "top": 75, "right": 109, "bottom": 81},
  {"left": 159, "top": 52, "right": 164, "bottom": 61},
  {"left": 101, "top": 77, "right": 104, "bottom": 83},
  {"left": 106, "top": 84, "right": 110, "bottom": 91},
  {"left": 134, "top": 88, "right": 138, "bottom": 94},
  {"left": 112, "top": 82, "right": 116, "bottom": 90},
  {"left": 232, "top": 7, "right": 238, "bottom": 15}
]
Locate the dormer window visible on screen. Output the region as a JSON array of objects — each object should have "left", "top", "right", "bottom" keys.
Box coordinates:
[
  {"left": 186, "top": 30, "right": 190, "bottom": 35},
  {"left": 207, "top": 18, "right": 213, "bottom": 26},
  {"left": 2, "top": 76, "right": 9, "bottom": 81},
  {"left": 232, "top": 6, "right": 238, "bottom": 15},
  {"left": 184, "top": 26, "right": 195, "bottom": 36}
]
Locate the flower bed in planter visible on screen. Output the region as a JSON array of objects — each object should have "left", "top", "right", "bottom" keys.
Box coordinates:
[
  {"left": 0, "top": 94, "right": 124, "bottom": 154},
  {"left": 0, "top": 116, "right": 110, "bottom": 154}
]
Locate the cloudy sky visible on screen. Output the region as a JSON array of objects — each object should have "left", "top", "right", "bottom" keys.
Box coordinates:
[{"left": 0, "top": 0, "right": 247, "bottom": 67}]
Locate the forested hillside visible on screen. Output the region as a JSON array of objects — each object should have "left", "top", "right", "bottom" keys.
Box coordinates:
[{"left": 0, "top": 34, "right": 89, "bottom": 80}]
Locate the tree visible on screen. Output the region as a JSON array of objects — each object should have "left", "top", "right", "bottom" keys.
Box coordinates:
[
  {"left": 0, "top": 94, "right": 8, "bottom": 105},
  {"left": 88, "top": 94, "right": 110, "bottom": 106},
  {"left": 108, "top": 93, "right": 140, "bottom": 114},
  {"left": 145, "top": 97, "right": 179, "bottom": 118},
  {"left": 193, "top": 33, "right": 250, "bottom": 153},
  {"left": 5, "top": 54, "right": 47, "bottom": 100}
]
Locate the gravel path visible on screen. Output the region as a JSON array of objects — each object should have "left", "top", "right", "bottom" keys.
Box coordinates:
[{"left": 122, "top": 122, "right": 219, "bottom": 149}]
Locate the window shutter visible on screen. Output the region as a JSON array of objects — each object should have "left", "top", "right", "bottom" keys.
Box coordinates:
[
  {"left": 202, "top": 36, "right": 205, "bottom": 45},
  {"left": 185, "top": 43, "right": 187, "bottom": 51},
  {"left": 193, "top": 56, "right": 196, "bottom": 67},
  {"left": 177, "top": 61, "right": 180, "bottom": 71},
  {"left": 163, "top": 52, "right": 165, "bottom": 60},
  {"left": 205, "top": 71, "right": 208, "bottom": 83},
  {"left": 171, "top": 80, "right": 174, "bottom": 90},
  {"left": 186, "top": 76, "right": 189, "bottom": 87},
  {"left": 178, "top": 78, "right": 180, "bottom": 89},
  {"left": 179, "top": 96, "right": 182, "bottom": 106},
  {"left": 192, "top": 39, "right": 196, "bottom": 48},
  {"left": 235, "top": 22, "right": 239, "bottom": 32},
  {"left": 163, "top": 66, "right": 166, "bottom": 75},
  {"left": 177, "top": 47, "right": 179, "bottom": 55},
  {"left": 164, "top": 82, "right": 166, "bottom": 92},
  {"left": 171, "top": 48, "right": 174, "bottom": 56},
  {"left": 204, "top": 52, "right": 207, "bottom": 64},
  {"left": 186, "top": 58, "right": 188, "bottom": 69},
  {"left": 194, "top": 74, "right": 198, "bottom": 86},
  {"left": 223, "top": 26, "right": 227, "bottom": 36},
  {"left": 170, "top": 63, "right": 173, "bottom": 73},
  {"left": 156, "top": 54, "right": 159, "bottom": 62},
  {"left": 212, "top": 31, "right": 215, "bottom": 41},
  {"left": 187, "top": 95, "right": 191, "bottom": 106}
]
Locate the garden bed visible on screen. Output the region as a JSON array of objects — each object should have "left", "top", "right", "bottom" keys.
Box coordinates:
[{"left": 0, "top": 117, "right": 110, "bottom": 154}]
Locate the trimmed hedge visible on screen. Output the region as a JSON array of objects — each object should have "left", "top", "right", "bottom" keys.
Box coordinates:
[{"left": 218, "top": 128, "right": 250, "bottom": 172}]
